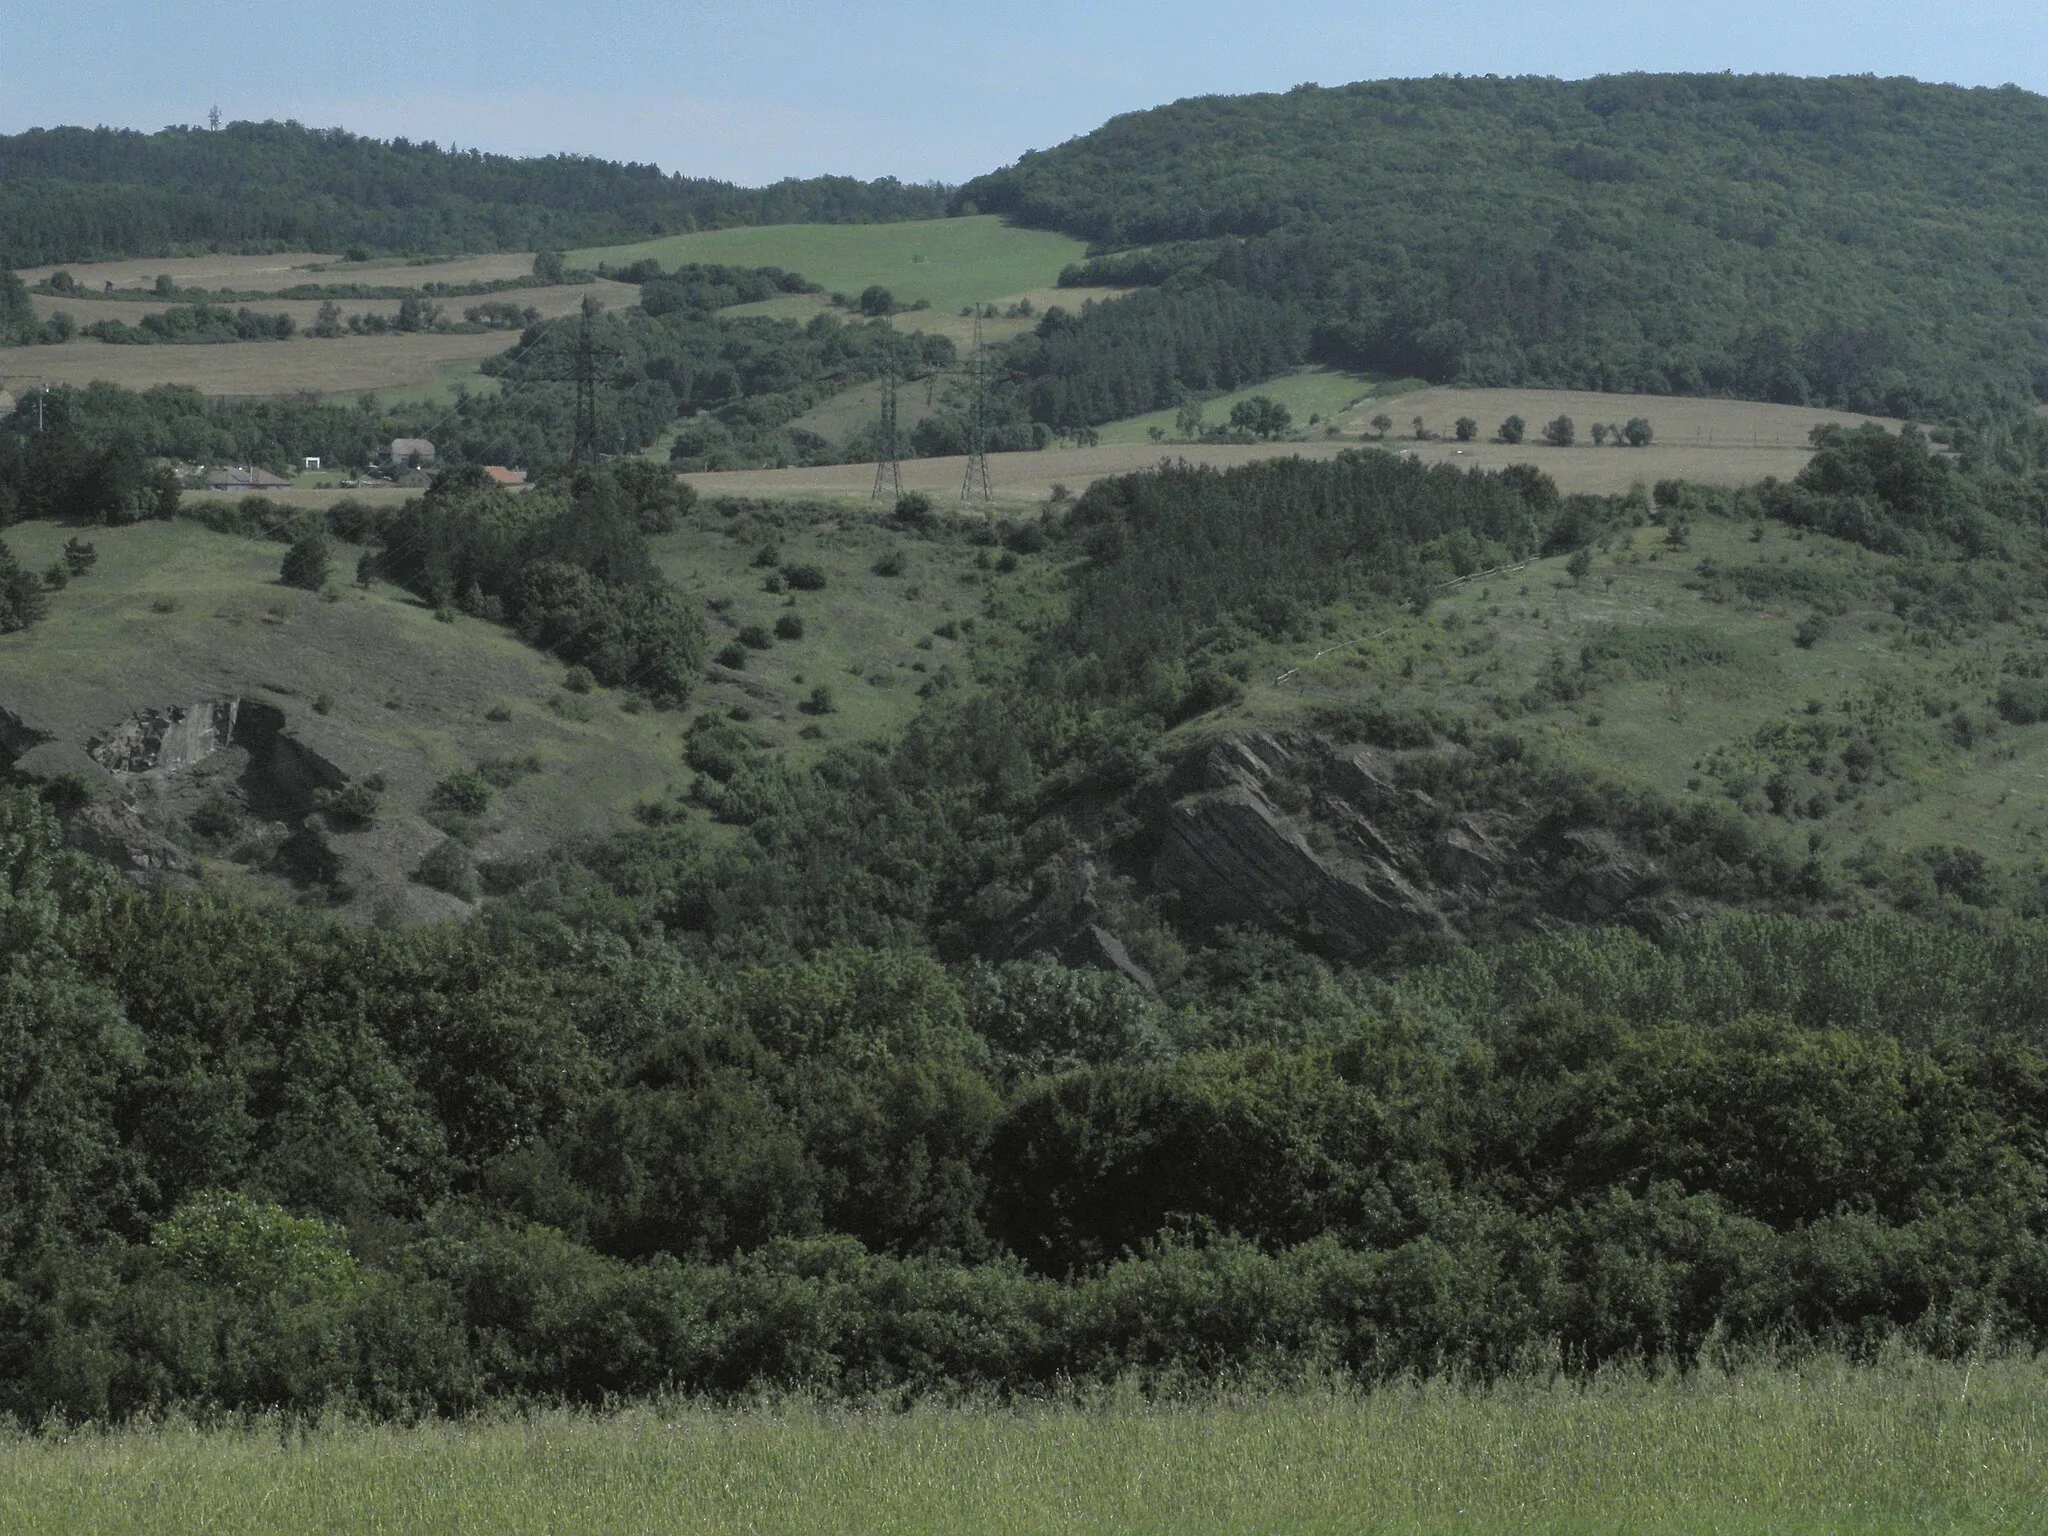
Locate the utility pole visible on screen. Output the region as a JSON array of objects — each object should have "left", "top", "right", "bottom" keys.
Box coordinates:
[
  {"left": 870, "top": 320, "right": 903, "bottom": 501},
  {"left": 960, "top": 314, "right": 993, "bottom": 504}
]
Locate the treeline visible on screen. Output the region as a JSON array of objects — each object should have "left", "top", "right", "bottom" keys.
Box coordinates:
[
  {"left": 966, "top": 74, "right": 2048, "bottom": 416},
  {"left": 0, "top": 120, "right": 950, "bottom": 266},
  {"left": 370, "top": 462, "right": 707, "bottom": 700},
  {"left": 12, "top": 789, "right": 2048, "bottom": 1421},
  {"left": 1000, "top": 283, "right": 1311, "bottom": 431}
]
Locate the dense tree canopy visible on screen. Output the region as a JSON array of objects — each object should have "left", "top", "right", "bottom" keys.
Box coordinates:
[
  {"left": 0, "top": 121, "right": 949, "bottom": 266},
  {"left": 967, "top": 74, "right": 2048, "bottom": 415}
]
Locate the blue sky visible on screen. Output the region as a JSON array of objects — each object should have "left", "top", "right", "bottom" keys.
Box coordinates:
[{"left": 10, "top": 1, "right": 2048, "bottom": 184}]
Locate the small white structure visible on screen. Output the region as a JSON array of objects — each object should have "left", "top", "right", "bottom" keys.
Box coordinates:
[{"left": 302, "top": 456, "right": 322, "bottom": 471}]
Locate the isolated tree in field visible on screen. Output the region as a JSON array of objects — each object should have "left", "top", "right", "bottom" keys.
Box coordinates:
[
  {"left": 532, "top": 250, "right": 566, "bottom": 283},
  {"left": 61, "top": 537, "right": 96, "bottom": 576},
  {"left": 1591, "top": 423, "right": 1610, "bottom": 446},
  {"left": 312, "top": 301, "right": 343, "bottom": 338},
  {"left": 1623, "top": 416, "right": 1654, "bottom": 447},
  {"left": 1544, "top": 414, "right": 1576, "bottom": 447},
  {"left": 281, "top": 530, "right": 330, "bottom": 591},
  {"left": 1174, "top": 401, "right": 1205, "bottom": 439},
  {"left": 1230, "top": 396, "right": 1292, "bottom": 439},
  {"left": 1370, "top": 413, "right": 1394, "bottom": 438},
  {"left": 858, "top": 285, "right": 896, "bottom": 317},
  {"left": 1454, "top": 417, "right": 1478, "bottom": 442},
  {"left": 1411, "top": 415, "right": 1432, "bottom": 440},
  {"left": 1499, "top": 415, "right": 1525, "bottom": 444},
  {"left": 1566, "top": 548, "right": 1593, "bottom": 584}
]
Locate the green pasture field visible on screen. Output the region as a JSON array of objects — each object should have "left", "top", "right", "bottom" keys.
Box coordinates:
[
  {"left": 1220, "top": 497, "right": 2048, "bottom": 872},
  {"left": 1093, "top": 365, "right": 1421, "bottom": 446},
  {"left": 4, "top": 1358, "right": 2041, "bottom": 1534},
  {"left": 573, "top": 216, "right": 1092, "bottom": 314}
]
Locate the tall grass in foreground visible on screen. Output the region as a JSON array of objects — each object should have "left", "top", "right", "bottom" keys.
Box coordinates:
[{"left": 2, "top": 1356, "right": 2043, "bottom": 1535}]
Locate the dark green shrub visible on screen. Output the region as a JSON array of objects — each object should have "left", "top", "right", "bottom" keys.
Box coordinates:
[{"left": 782, "top": 563, "right": 828, "bottom": 590}]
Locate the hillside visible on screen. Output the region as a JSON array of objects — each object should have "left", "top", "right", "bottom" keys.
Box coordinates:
[
  {"left": 965, "top": 74, "right": 2048, "bottom": 417},
  {"left": 0, "top": 121, "right": 949, "bottom": 266}
]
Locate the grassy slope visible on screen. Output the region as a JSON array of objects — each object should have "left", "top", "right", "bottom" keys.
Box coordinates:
[
  {"left": 0, "top": 519, "right": 680, "bottom": 905},
  {"left": 649, "top": 497, "right": 1059, "bottom": 785},
  {"left": 0, "top": 504, "right": 1057, "bottom": 898},
  {"left": 574, "top": 216, "right": 1091, "bottom": 314},
  {"left": 1204, "top": 502, "right": 2048, "bottom": 873},
  {"left": 3, "top": 1358, "right": 2038, "bottom": 1534}
]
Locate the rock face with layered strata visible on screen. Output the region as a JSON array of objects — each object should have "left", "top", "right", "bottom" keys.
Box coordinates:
[
  {"left": 1147, "top": 729, "right": 1660, "bottom": 961},
  {"left": 1152, "top": 732, "right": 1451, "bottom": 961}
]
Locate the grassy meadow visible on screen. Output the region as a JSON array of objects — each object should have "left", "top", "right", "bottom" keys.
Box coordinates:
[
  {"left": 575, "top": 215, "right": 1092, "bottom": 314},
  {"left": 4, "top": 1358, "right": 2042, "bottom": 1535},
  {"left": 0, "top": 494, "right": 1055, "bottom": 908},
  {"left": 1208, "top": 489, "right": 2048, "bottom": 870}
]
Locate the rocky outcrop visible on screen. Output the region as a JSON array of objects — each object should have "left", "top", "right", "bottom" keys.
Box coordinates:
[
  {"left": 67, "top": 799, "right": 193, "bottom": 878},
  {"left": 89, "top": 700, "right": 240, "bottom": 775},
  {"left": 1148, "top": 729, "right": 1663, "bottom": 961},
  {"left": 1154, "top": 734, "right": 1448, "bottom": 962}
]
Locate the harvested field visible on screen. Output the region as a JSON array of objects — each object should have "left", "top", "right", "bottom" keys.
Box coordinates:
[
  {"left": 15, "top": 250, "right": 544, "bottom": 294},
  {"left": 0, "top": 330, "right": 517, "bottom": 397},
  {"left": 1342, "top": 385, "right": 1910, "bottom": 451},
  {"left": 26, "top": 279, "right": 636, "bottom": 331},
  {"left": 685, "top": 432, "right": 1845, "bottom": 508}
]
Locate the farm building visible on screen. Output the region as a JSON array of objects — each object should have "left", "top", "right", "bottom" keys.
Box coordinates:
[
  {"left": 483, "top": 465, "right": 528, "bottom": 487},
  {"left": 389, "top": 438, "right": 437, "bottom": 466},
  {"left": 205, "top": 467, "right": 292, "bottom": 491}
]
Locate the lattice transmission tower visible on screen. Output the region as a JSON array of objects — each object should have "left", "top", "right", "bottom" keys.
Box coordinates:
[
  {"left": 870, "top": 320, "right": 904, "bottom": 501},
  {"left": 960, "top": 314, "right": 993, "bottom": 504}
]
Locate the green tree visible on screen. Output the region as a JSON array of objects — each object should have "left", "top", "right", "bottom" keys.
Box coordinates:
[
  {"left": 532, "top": 250, "right": 567, "bottom": 283},
  {"left": 1174, "top": 401, "right": 1205, "bottom": 439},
  {"left": 280, "top": 530, "right": 331, "bottom": 591},
  {"left": 1499, "top": 415, "right": 1526, "bottom": 444},
  {"left": 858, "top": 285, "right": 896, "bottom": 317},
  {"left": 1543, "top": 415, "right": 1576, "bottom": 447},
  {"left": 0, "top": 538, "right": 48, "bottom": 631},
  {"left": 1623, "top": 417, "right": 1654, "bottom": 447},
  {"left": 1370, "top": 413, "right": 1394, "bottom": 438},
  {"left": 1455, "top": 417, "right": 1478, "bottom": 442},
  {"left": 1230, "top": 396, "right": 1292, "bottom": 439}
]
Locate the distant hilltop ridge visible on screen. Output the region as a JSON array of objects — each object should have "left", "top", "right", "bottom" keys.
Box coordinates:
[
  {"left": 0, "top": 120, "right": 951, "bottom": 268},
  {"left": 968, "top": 73, "right": 2048, "bottom": 418}
]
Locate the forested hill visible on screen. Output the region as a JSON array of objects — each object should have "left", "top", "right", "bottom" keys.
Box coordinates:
[
  {"left": 0, "top": 121, "right": 950, "bottom": 266},
  {"left": 964, "top": 74, "right": 2048, "bottom": 417}
]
